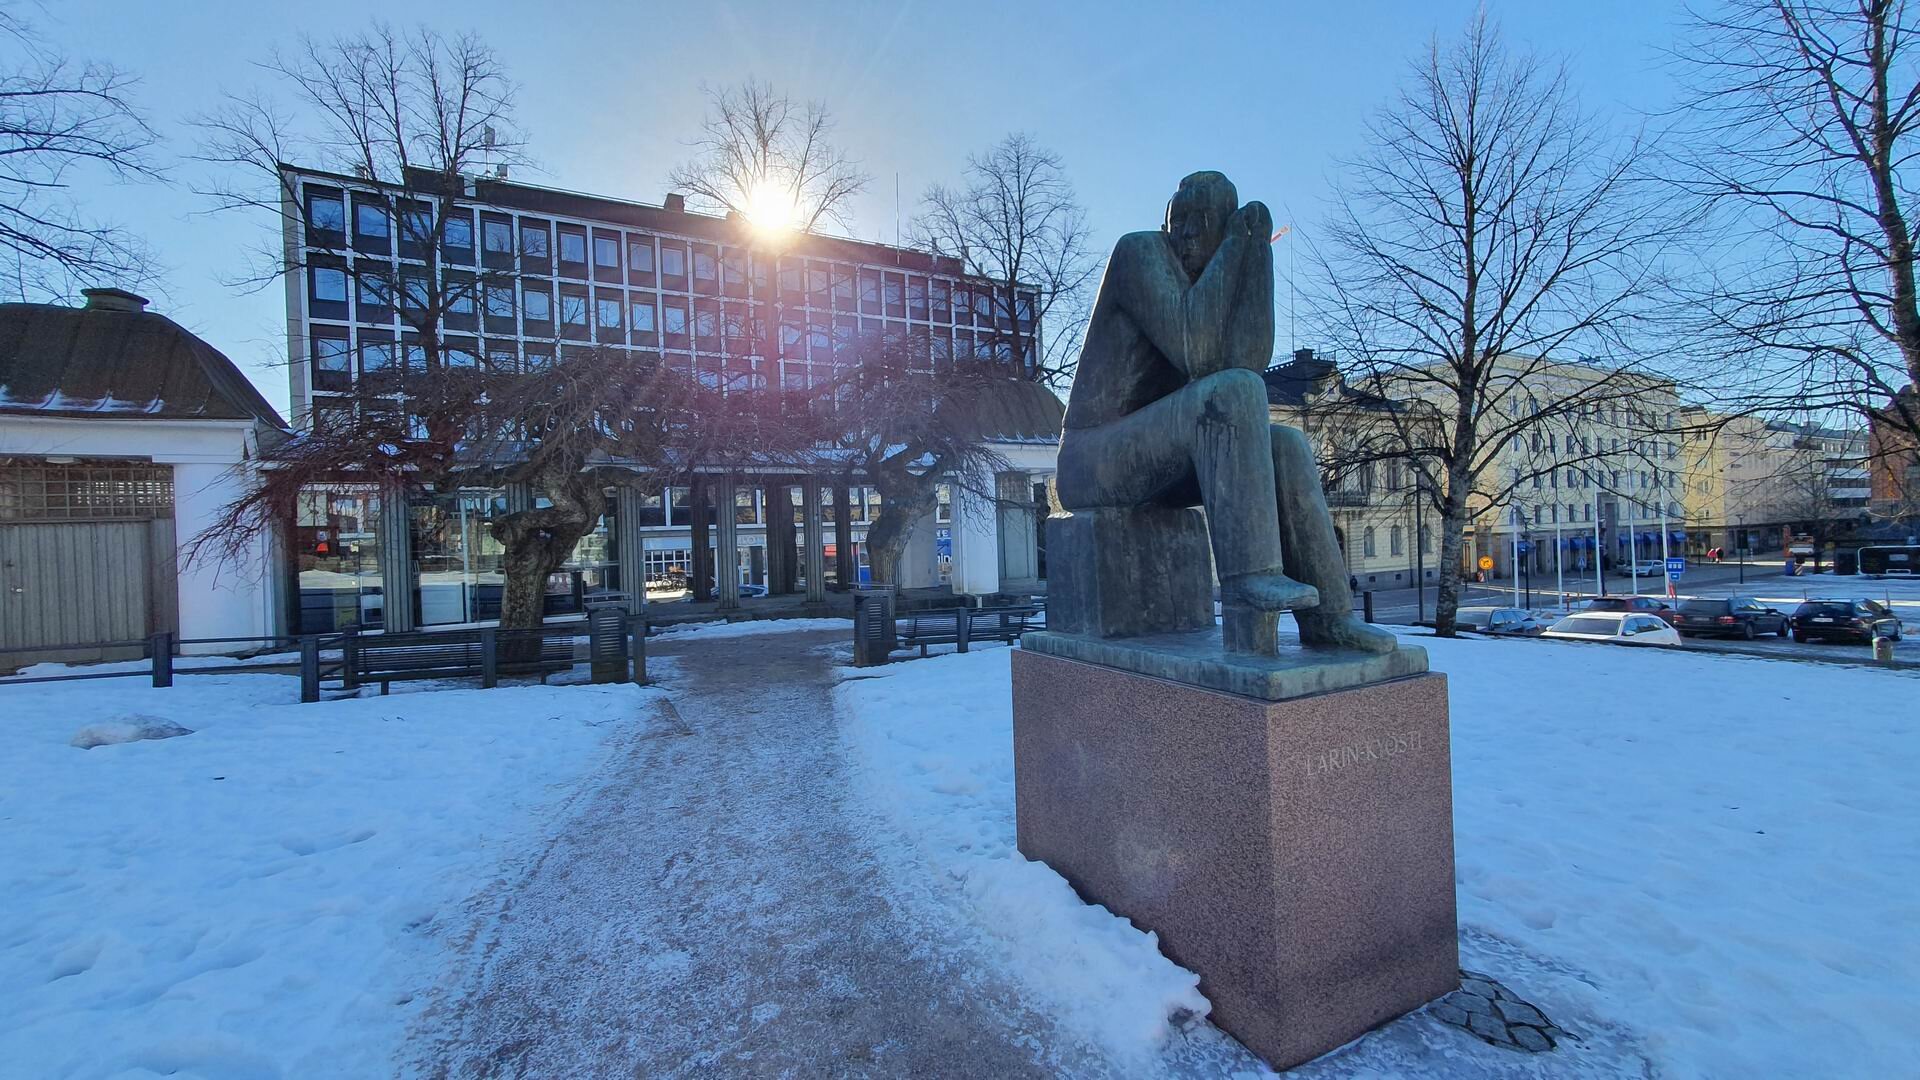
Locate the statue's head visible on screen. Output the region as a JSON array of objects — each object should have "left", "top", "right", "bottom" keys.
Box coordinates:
[{"left": 1165, "top": 171, "right": 1238, "bottom": 280}]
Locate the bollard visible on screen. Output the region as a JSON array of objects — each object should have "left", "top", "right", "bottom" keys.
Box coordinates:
[
  {"left": 341, "top": 628, "right": 361, "bottom": 690},
  {"left": 150, "top": 632, "right": 173, "bottom": 688},
  {"left": 628, "top": 613, "right": 649, "bottom": 685},
  {"left": 299, "top": 636, "right": 320, "bottom": 703},
  {"left": 1362, "top": 590, "right": 1375, "bottom": 624},
  {"left": 480, "top": 627, "right": 498, "bottom": 688}
]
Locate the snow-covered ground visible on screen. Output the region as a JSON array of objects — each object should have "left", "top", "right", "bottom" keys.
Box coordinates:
[
  {"left": 0, "top": 672, "right": 663, "bottom": 1079},
  {"left": 835, "top": 636, "right": 1920, "bottom": 1077}
]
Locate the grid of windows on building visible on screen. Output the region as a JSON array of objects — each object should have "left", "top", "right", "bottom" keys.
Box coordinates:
[{"left": 290, "top": 173, "right": 1039, "bottom": 429}]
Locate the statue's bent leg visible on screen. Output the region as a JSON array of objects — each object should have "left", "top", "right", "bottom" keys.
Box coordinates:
[
  {"left": 1270, "top": 423, "right": 1399, "bottom": 654},
  {"left": 1057, "top": 371, "right": 1315, "bottom": 654},
  {"left": 1059, "top": 371, "right": 1288, "bottom": 577}
]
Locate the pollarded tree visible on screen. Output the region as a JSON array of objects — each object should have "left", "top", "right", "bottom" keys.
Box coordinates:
[
  {"left": 1308, "top": 14, "right": 1689, "bottom": 635},
  {"left": 811, "top": 343, "right": 1027, "bottom": 587},
  {"left": 189, "top": 345, "right": 804, "bottom": 629},
  {"left": 912, "top": 133, "right": 1099, "bottom": 386}
]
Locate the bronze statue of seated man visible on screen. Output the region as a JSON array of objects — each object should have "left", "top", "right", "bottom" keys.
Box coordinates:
[{"left": 1055, "top": 170, "right": 1396, "bottom": 655}]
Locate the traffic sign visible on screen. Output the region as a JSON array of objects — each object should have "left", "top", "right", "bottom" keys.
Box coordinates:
[
  {"left": 1516, "top": 541, "right": 1533, "bottom": 555},
  {"left": 1478, "top": 555, "right": 1494, "bottom": 571},
  {"left": 1666, "top": 556, "right": 1686, "bottom": 578}
]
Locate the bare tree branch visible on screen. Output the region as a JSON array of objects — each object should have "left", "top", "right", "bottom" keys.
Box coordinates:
[
  {"left": 0, "top": 8, "right": 158, "bottom": 301},
  {"left": 1307, "top": 13, "right": 1690, "bottom": 634},
  {"left": 910, "top": 133, "right": 1099, "bottom": 387},
  {"left": 666, "top": 80, "right": 870, "bottom": 236}
]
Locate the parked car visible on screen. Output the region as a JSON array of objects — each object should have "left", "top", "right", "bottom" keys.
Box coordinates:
[
  {"left": 1672, "top": 597, "right": 1789, "bottom": 640},
  {"left": 1611, "top": 559, "right": 1669, "bottom": 578},
  {"left": 1582, "top": 595, "right": 1679, "bottom": 625},
  {"left": 1454, "top": 606, "right": 1552, "bottom": 635},
  {"left": 1542, "top": 611, "right": 1683, "bottom": 647},
  {"left": 1789, "top": 598, "right": 1903, "bottom": 643}
]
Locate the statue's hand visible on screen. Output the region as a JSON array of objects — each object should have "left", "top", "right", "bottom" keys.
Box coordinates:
[{"left": 1234, "top": 200, "right": 1274, "bottom": 241}]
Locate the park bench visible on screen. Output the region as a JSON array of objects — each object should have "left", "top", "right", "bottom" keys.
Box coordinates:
[
  {"left": 343, "top": 625, "right": 576, "bottom": 694},
  {"left": 894, "top": 606, "right": 1041, "bottom": 657}
]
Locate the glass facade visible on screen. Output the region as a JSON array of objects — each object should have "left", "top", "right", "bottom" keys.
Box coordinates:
[
  {"left": 293, "top": 485, "right": 385, "bottom": 633},
  {"left": 412, "top": 489, "right": 507, "bottom": 624}
]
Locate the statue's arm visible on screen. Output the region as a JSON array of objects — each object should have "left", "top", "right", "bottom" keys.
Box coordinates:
[
  {"left": 1220, "top": 202, "right": 1275, "bottom": 375},
  {"left": 1109, "top": 204, "right": 1275, "bottom": 379}
]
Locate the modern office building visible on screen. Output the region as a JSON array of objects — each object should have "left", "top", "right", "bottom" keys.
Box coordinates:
[{"left": 279, "top": 164, "right": 1060, "bottom": 632}]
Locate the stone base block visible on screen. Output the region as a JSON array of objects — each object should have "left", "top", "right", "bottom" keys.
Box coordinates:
[
  {"left": 1046, "top": 507, "right": 1213, "bottom": 638},
  {"left": 1012, "top": 649, "right": 1458, "bottom": 1070}
]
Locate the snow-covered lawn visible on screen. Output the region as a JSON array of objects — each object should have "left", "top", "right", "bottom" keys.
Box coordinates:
[
  {"left": 835, "top": 636, "right": 1920, "bottom": 1077},
  {"left": 0, "top": 672, "right": 661, "bottom": 1079}
]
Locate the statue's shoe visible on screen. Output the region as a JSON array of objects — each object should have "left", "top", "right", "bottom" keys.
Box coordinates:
[
  {"left": 1220, "top": 572, "right": 1318, "bottom": 612},
  {"left": 1297, "top": 612, "right": 1400, "bottom": 654}
]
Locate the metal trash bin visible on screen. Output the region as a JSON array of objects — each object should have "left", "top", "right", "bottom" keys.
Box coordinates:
[{"left": 852, "top": 584, "right": 898, "bottom": 667}]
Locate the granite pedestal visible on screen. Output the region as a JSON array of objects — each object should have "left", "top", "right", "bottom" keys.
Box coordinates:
[{"left": 1012, "top": 647, "right": 1458, "bottom": 1070}]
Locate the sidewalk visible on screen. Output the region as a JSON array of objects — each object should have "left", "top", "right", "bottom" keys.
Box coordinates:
[{"left": 405, "top": 628, "right": 1094, "bottom": 1078}]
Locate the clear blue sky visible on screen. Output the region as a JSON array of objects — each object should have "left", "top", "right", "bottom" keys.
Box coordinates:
[{"left": 47, "top": 0, "right": 1687, "bottom": 417}]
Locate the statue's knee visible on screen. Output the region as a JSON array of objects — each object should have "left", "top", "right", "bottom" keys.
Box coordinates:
[
  {"left": 1270, "top": 423, "right": 1312, "bottom": 465},
  {"left": 1197, "top": 368, "right": 1268, "bottom": 425}
]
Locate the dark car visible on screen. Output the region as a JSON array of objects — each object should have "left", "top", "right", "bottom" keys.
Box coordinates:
[
  {"left": 1673, "top": 596, "right": 1789, "bottom": 639},
  {"left": 1790, "top": 598, "right": 1903, "bottom": 643},
  {"left": 1582, "top": 595, "right": 1679, "bottom": 626}
]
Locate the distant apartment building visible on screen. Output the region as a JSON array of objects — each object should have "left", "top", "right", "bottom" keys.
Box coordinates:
[
  {"left": 1680, "top": 409, "right": 1876, "bottom": 555},
  {"left": 280, "top": 164, "right": 1059, "bottom": 633},
  {"left": 1262, "top": 350, "right": 1442, "bottom": 592}
]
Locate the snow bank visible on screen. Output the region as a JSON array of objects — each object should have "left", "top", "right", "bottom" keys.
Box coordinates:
[
  {"left": 653, "top": 616, "right": 852, "bottom": 640},
  {"left": 835, "top": 649, "right": 1209, "bottom": 1063},
  {"left": 0, "top": 672, "right": 660, "bottom": 1078},
  {"left": 838, "top": 638, "right": 1920, "bottom": 1077},
  {"left": 70, "top": 715, "right": 193, "bottom": 749}
]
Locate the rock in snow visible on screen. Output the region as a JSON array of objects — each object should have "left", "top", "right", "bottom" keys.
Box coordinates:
[{"left": 70, "top": 716, "right": 194, "bottom": 749}]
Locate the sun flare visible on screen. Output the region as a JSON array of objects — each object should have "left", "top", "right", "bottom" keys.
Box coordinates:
[{"left": 744, "top": 181, "right": 800, "bottom": 237}]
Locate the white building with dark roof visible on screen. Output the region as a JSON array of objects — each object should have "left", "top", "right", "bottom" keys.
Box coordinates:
[{"left": 0, "top": 289, "right": 289, "bottom": 667}]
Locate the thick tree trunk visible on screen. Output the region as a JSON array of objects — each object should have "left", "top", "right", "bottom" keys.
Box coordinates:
[
  {"left": 865, "top": 480, "right": 938, "bottom": 587},
  {"left": 1431, "top": 464, "right": 1475, "bottom": 637},
  {"left": 490, "top": 469, "right": 602, "bottom": 643}
]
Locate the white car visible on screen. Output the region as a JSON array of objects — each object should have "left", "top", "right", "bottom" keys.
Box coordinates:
[
  {"left": 1612, "top": 558, "right": 1669, "bottom": 578},
  {"left": 1541, "top": 611, "right": 1682, "bottom": 647}
]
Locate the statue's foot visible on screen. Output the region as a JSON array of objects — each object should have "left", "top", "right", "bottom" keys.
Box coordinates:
[
  {"left": 1219, "top": 572, "right": 1318, "bottom": 612},
  {"left": 1297, "top": 611, "right": 1400, "bottom": 654}
]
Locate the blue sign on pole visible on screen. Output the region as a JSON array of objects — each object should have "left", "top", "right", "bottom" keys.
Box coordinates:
[{"left": 1666, "top": 556, "right": 1686, "bottom": 578}]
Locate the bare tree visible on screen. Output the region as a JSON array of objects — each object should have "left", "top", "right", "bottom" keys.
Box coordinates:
[
  {"left": 667, "top": 80, "right": 869, "bottom": 235},
  {"left": 1308, "top": 15, "right": 1685, "bottom": 634},
  {"left": 189, "top": 346, "right": 806, "bottom": 629},
  {"left": 912, "top": 133, "right": 1099, "bottom": 386},
  {"left": 189, "top": 24, "right": 624, "bottom": 629},
  {"left": 0, "top": 9, "right": 157, "bottom": 300},
  {"left": 1671, "top": 0, "right": 1920, "bottom": 517},
  {"left": 810, "top": 345, "right": 1018, "bottom": 586}
]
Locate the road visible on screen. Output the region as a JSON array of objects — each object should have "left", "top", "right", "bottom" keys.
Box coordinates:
[{"left": 1353, "top": 558, "right": 1920, "bottom": 664}]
